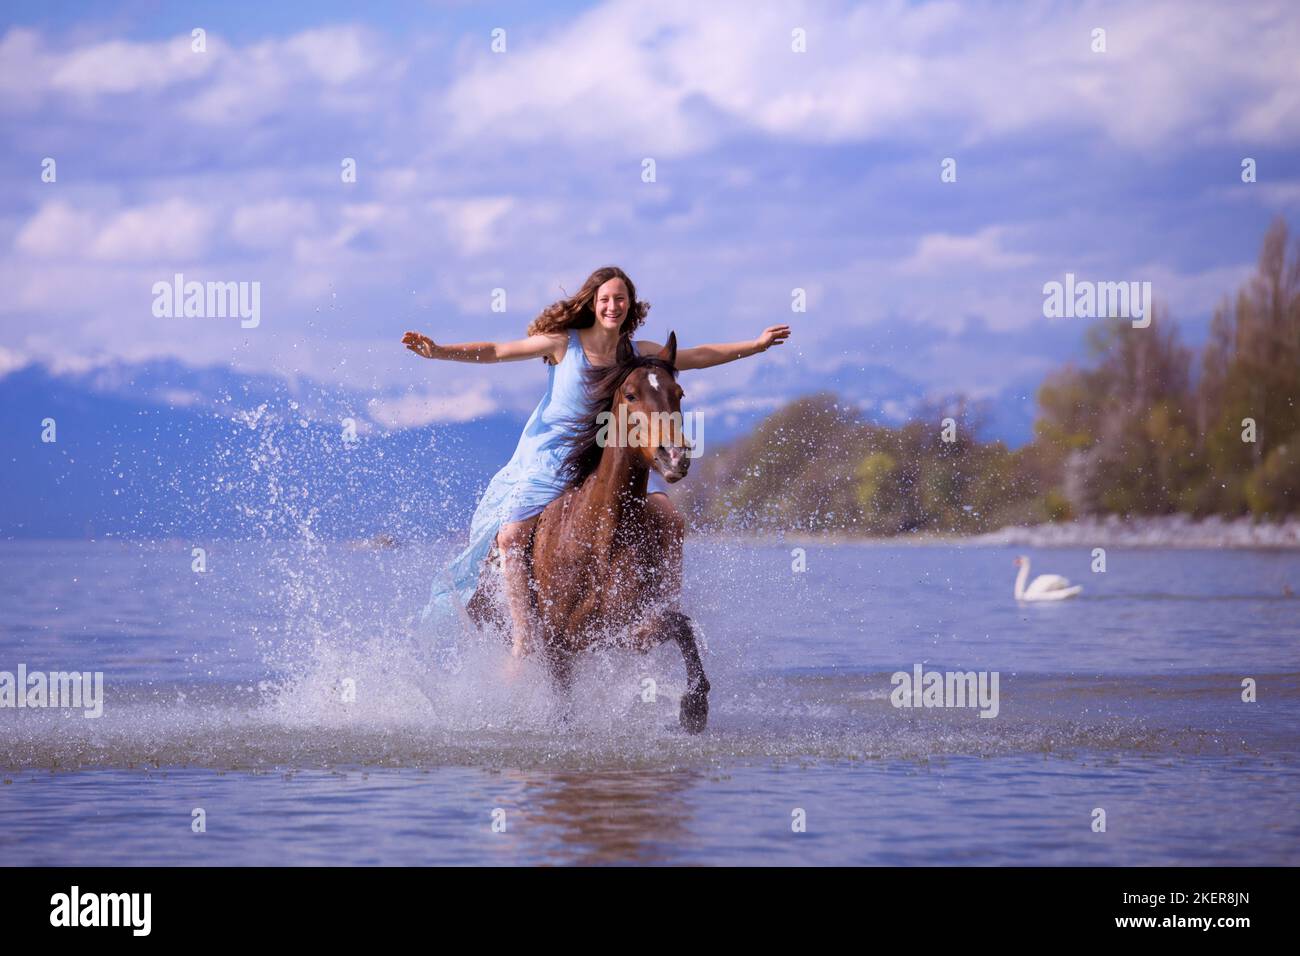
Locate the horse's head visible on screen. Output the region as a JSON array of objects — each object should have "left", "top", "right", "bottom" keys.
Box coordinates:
[
  {"left": 613, "top": 333, "right": 691, "bottom": 483},
  {"left": 560, "top": 330, "right": 693, "bottom": 486}
]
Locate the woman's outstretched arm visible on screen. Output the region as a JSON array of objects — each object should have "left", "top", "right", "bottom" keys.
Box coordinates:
[
  {"left": 402, "top": 331, "right": 566, "bottom": 364},
  {"left": 637, "top": 324, "right": 790, "bottom": 371}
]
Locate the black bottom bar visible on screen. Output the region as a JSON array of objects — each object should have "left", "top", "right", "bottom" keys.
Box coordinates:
[{"left": 0, "top": 866, "right": 1284, "bottom": 941}]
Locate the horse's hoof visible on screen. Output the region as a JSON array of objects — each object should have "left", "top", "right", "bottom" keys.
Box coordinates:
[{"left": 679, "top": 689, "right": 709, "bottom": 734}]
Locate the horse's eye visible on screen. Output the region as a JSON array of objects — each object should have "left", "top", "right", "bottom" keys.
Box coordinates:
[{"left": 624, "top": 391, "right": 636, "bottom": 401}]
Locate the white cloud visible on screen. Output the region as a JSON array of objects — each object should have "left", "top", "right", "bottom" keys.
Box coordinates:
[
  {"left": 693, "top": 394, "right": 785, "bottom": 418},
  {"left": 0, "top": 24, "right": 389, "bottom": 127},
  {"left": 49, "top": 35, "right": 212, "bottom": 96},
  {"left": 40, "top": 351, "right": 109, "bottom": 376},
  {"left": 0, "top": 28, "right": 213, "bottom": 107},
  {"left": 1217, "top": 180, "right": 1300, "bottom": 208},
  {"left": 897, "top": 227, "right": 1036, "bottom": 275},
  {"left": 428, "top": 197, "right": 515, "bottom": 255},
  {"left": 231, "top": 199, "right": 320, "bottom": 250},
  {"left": 436, "top": 0, "right": 1300, "bottom": 155},
  {"left": 902, "top": 344, "right": 1054, "bottom": 398},
  {"left": 182, "top": 25, "right": 388, "bottom": 125},
  {"left": 367, "top": 383, "right": 498, "bottom": 428},
  {"left": 0, "top": 345, "right": 29, "bottom": 377},
  {"left": 14, "top": 201, "right": 97, "bottom": 257},
  {"left": 15, "top": 198, "right": 216, "bottom": 264},
  {"left": 158, "top": 388, "right": 202, "bottom": 407},
  {"left": 282, "top": 27, "right": 374, "bottom": 85},
  {"left": 0, "top": 28, "right": 50, "bottom": 108},
  {"left": 1131, "top": 261, "right": 1258, "bottom": 320},
  {"left": 89, "top": 198, "right": 214, "bottom": 261}
]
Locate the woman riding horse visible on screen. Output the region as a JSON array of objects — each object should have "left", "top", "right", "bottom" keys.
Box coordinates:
[{"left": 403, "top": 267, "right": 790, "bottom": 715}]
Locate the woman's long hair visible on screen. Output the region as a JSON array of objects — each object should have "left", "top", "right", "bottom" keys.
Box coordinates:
[{"left": 527, "top": 266, "right": 650, "bottom": 341}]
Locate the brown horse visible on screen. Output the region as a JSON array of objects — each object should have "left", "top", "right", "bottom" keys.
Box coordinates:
[{"left": 467, "top": 332, "right": 710, "bottom": 733}]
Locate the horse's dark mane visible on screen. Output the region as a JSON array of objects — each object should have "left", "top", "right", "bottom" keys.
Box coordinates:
[{"left": 558, "top": 335, "right": 677, "bottom": 485}]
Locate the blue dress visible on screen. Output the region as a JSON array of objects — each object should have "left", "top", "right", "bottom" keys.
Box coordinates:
[{"left": 419, "top": 328, "right": 669, "bottom": 641}]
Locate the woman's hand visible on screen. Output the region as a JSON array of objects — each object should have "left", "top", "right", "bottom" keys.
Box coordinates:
[
  {"left": 402, "top": 331, "right": 439, "bottom": 359},
  {"left": 754, "top": 324, "right": 791, "bottom": 352}
]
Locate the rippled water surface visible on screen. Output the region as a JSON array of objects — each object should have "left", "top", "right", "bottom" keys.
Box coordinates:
[{"left": 2, "top": 540, "right": 1297, "bottom": 865}]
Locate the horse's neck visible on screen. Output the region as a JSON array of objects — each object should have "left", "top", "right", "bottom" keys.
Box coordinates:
[{"left": 575, "top": 446, "right": 649, "bottom": 545}]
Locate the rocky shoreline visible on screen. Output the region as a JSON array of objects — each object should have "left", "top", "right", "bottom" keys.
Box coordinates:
[
  {"left": 706, "top": 515, "right": 1300, "bottom": 549},
  {"left": 968, "top": 514, "right": 1300, "bottom": 549}
]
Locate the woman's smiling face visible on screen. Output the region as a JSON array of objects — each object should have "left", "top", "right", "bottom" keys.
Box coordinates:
[{"left": 593, "top": 278, "right": 629, "bottom": 332}]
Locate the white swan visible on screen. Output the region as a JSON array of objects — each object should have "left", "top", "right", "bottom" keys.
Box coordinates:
[{"left": 1014, "top": 556, "right": 1082, "bottom": 601}]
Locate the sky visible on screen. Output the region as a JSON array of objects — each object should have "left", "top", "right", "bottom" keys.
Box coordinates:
[{"left": 1, "top": 0, "right": 1298, "bottom": 439}]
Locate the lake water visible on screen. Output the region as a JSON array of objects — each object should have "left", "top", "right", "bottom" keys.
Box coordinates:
[{"left": 1, "top": 539, "right": 1297, "bottom": 865}]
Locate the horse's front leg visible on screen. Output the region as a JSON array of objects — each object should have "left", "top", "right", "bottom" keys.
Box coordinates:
[
  {"left": 641, "top": 496, "right": 706, "bottom": 731},
  {"left": 626, "top": 606, "right": 709, "bottom": 733},
  {"left": 667, "top": 611, "right": 709, "bottom": 734}
]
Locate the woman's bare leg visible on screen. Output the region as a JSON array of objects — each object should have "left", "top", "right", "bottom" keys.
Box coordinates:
[
  {"left": 496, "top": 515, "right": 540, "bottom": 657},
  {"left": 646, "top": 492, "right": 684, "bottom": 609}
]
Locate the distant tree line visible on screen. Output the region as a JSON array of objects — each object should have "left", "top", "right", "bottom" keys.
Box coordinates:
[
  {"left": 676, "top": 217, "right": 1300, "bottom": 534},
  {"left": 1037, "top": 216, "right": 1299, "bottom": 519}
]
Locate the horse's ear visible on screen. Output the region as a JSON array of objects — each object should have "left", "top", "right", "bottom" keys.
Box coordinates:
[
  {"left": 658, "top": 331, "right": 677, "bottom": 368},
  {"left": 616, "top": 334, "right": 636, "bottom": 364}
]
